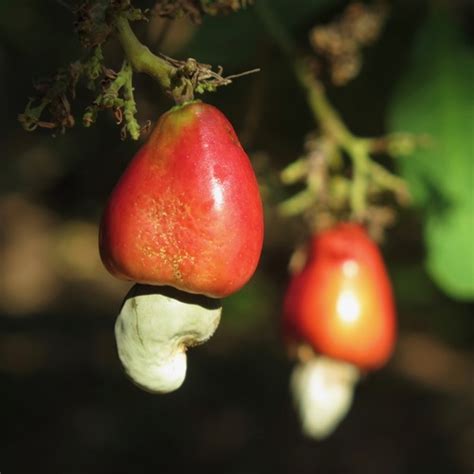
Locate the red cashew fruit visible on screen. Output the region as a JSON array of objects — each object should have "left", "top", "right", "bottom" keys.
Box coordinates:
[
  {"left": 99, "top": 101, "right": 264, "bottom": 298},
  {"left": 283, "top": 223, "right": 396, "bottom": 370}
]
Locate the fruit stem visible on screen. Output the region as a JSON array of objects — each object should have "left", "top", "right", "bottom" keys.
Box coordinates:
[
  {"left": 256, "top": 1, "right": 415, "bottom": 220},
  {"left": 113, "top": 15, "right": 259, "bottom": 106},
  {"left": 114, "top": 16, "right": 174, "bottom": 88},
  {"left": 114, "top": 15, "right": 191, "bottom": 104}
]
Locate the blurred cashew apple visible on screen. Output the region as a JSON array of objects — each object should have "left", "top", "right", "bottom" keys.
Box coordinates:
[{"left": 283, "top": 223, "right": 396, "bottom": 438}]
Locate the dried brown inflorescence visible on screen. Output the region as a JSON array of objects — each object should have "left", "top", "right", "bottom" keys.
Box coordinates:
[{"left": 310, "top": 2, "right": 389, "bottom": 86}]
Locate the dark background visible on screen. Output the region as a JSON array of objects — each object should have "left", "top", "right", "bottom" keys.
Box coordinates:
[{"left": 0, "top": 1, "right": 473, "bottom": 473}]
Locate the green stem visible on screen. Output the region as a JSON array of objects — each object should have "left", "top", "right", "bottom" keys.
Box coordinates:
[
  {"left": 256, "top": 1, "right": 379, "bottom": 219},
  {"left": 369, "top": 161, "right": 409, "bottom": 201},
  {"left": 114, "top": 16, "right": 178, "bottom": 97},
  {"left": 280, "top": 158, "right": 309, "bottom": 184},
  {"left": 279, "top": 189, "right": 315, "bottom": 216},
  {"left": 122, "top": 61, "right": 140, "bottom": 140},
  {"left": 350, "top": 143, "right": 370, "bottom": 219},
  {"left": 293, "top": 63, "right": 354, "bottom": 147}
]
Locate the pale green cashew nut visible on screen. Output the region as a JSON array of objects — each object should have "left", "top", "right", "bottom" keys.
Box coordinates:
[
  {"left": 291, "top": 356, "right": 360, "bottom": 439},
  {"left": 115, "top": 284, "right": 222, "bottom": 394}
]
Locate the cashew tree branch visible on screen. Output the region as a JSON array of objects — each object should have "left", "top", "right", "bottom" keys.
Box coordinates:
[
  {"left": 256, "top": 0, "right": 414, "bottom": 220},
  {"left": 114, "top": 16, "right": 175, "bottom": 90}
]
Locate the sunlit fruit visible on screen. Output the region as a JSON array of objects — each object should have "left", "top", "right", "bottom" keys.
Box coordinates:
[
  {"left": 99, "top": 101, "right": 264, "bottom": 298},
  {"left": 283, "top": 223, "right": 396, "bottom": 370}
]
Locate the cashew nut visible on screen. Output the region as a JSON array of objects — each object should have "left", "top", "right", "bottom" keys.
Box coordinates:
[
  {"left": 115, "top": 284, "right": 222, "bottom": 394},
  {"left": 291, "top": 356, "right": 360, "bottom": 439}
]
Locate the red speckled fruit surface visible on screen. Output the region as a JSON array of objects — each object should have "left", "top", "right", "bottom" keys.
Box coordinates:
[
  {"left": 99, "top": 101, "right": 264, "bottom": 298},
  {"left": 283, "top": 223, "right": 396, "bottom": 370}
]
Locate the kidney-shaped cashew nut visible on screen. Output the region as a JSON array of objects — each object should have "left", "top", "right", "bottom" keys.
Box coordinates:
[
  {"left": 115, "top": 284, "right": 222, "bottom": 394},
  {"left": 291, "top": 356, "right": 360, "bottom": 439}
]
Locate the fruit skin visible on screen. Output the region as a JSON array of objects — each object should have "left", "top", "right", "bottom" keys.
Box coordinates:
[
  {"left": 99, "top": 101, "right": 264, "bottom": 298},
  {"left": 283, "top": 223, "right": 396, "bottom": 370}
]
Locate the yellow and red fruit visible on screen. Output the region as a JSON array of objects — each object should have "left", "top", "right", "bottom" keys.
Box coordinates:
[
  {"left": 100, "top": 101, "right": 264, "bottom": 298},
  {"left": 283, "top": 223, "right": 396, "bottom": 370}
]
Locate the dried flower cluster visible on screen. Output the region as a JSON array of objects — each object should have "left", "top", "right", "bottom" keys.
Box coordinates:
[
  {"left": 154, "top": 0, "right": 253, "bottom": 22},
  {"left": 310, "top": 2, "right": 389, "bottom": 85}
]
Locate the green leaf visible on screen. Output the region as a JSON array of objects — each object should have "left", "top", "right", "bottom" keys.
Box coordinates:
[
  {"left": 426, "top": 200, "right": 474, "bottom": 300},
  {"left": 388, "top": 10, "right": 474, "bottom": 300}
]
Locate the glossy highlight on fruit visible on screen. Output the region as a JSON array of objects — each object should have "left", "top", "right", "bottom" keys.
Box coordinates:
[
  {"left": 283, "top": 223, "right": 396, "bottom": 370},
  {"left": 99, "top": 101, "right": 264, "bottom": 298}
]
